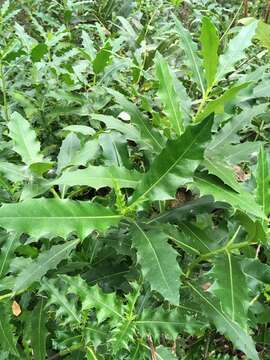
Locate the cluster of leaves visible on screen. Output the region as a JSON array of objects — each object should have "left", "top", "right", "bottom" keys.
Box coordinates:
[{"left": 0, "top": 0, "right": 270, "bottom": 359}]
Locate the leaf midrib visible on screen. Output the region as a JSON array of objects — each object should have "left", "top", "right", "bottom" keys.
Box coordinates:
[
  {"left": 134, "top": 222, "right": 172, "bottom": 295},
  {"left": 132, "top": 120, "right": 209, "bottom": 203},
  {"left": 187, "top": 282, "right": 257, "bottom": 358},
  {"left": 14, "top": 241, "right": 78, "bottom": 292}
]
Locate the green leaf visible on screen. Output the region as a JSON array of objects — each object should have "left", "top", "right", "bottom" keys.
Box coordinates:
[
  {"left": 172, "top": 72, "right": 192, "bottom": 125},
  {"left": 235, "top": 211, "right": 266, "bottom": 243},
  {"left": 207, "top": 104, "right": 267, "bottom": 152},
  {"left": 200, "top": 17, "right": 219, "bottom": 89},
  {"left": 132, "top": 223, "right": 181, "bottom": 305},
  {"left": 129, "top": 116, "right": 213, "bottom": 204},
  {"left": 156, "top": 346, "right": 177, "bottom": 360},
  {"left": 148, "top": 196, "right": 226, "bottom": 225},
  {"left": 188, "top": 282, "right": 259, "bottom": 360},
  {"left": 67, "top": 275, "right": 123, "bottom": 323},
  {"left": 109, "top": 89, "right": 164, "bottom": 152},
  {"left": 192, "top": 172, "right": 264, "bottom": 219},
  {"left": 241, "top": 259, "right": 270, "bottom": 284},
  {"left": 0, "top": 162, "right": 28, "bottom": 182},
  {"left": 255, "top": 21, "right": 270, "bottom": 53},
  {"left": 136, "top": 307, "right": 185, "bottom": 340},
  {"left": 155, "top": 52, "right": 184, "bottom": 135},
  {"left": 93, "top": 42, "right": 111, "bottom": 74},
  {"left": 13, "top": 240, "right": 78, "bottom": 292},
  {"left": 177, "top": 222, "right": 215, "bottom": 254},
  {"left": 256, "top": 146, "right": 270, "bottom": 217},
  {"left": 70, "top": 139, "right": 99, "bottom": 168},
  {"left": 57, "top": 133, "right": 81, "bottom": 173},
  {"left": 63, "top": 125, "right": 95, "bottom": 136},
  {"left": 0, "top": 199, "right": 121, "bottom": 239},
  {"left": 29, "top": 162, "right": 53, "bottom": 176},
  {"left": 30, "top": 43, "right": 48, "bottom": 62},
  {"left": 81, "top": 30, "right": 96, "bottom": 60},
  {"left": 31, "top": 299, "right": 48, "bottom": 360},
  {"left": 209, "top": 254, "right": 249, "bottom": 329},
  {"left": 216, "top": 21, "right": 258, "bottom": 81},
  {"left": 41, "top": 277, "right": 81, "bottom": 325},
  {"left": 99, "top": 133, "right": 131, "bottom": 168},
  {"left": 214, "top": 142, "right": 262, "bottom": 165},
  {"left": 111, "top": 319, "right": 136, "bottom": 354},
  {"left": 194, "top": 83, "right": 250, "bottom": 123},
  {"left": 0, "top": 301, "right": 19, "bottom": 356},
  {"left": 174, "top": 16, "right": 205, "bottom": 94},
  {"left": 203, "top": 157, "right": 242, "bottom": 192},
  {"left": 164, "top": 225, "right": 201, "bottom": 256},
  {"left": 11, "top": 91, "right": 38, "bottom": 119},
  {"left": 54, "top": 165, "right": 140, "bottom": 189},
  {"left": 0, "top": 233, "right": 20, "bottom": 278},
  {"left": 91, "top": 114, "right": 140, "bottom": 142},
  {"left": 250, "top": 79, "right": 270, "bottom": 99},
  {"left": 7, "top": 112, "right": 44, "bottom": 166}
]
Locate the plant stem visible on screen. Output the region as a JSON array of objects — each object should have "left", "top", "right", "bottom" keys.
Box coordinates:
[
  {"left": 47, "top": 343, "right": 83, "bottom": 360},
  {"left": 0, "top": 292, "right": 13, "bottom": 301},
  {"left": 0, "top": 62, "right": 9, "bottom": 122},
  {"left": 193, "top": 86, "right": 212, "bottom": 122},
  {"left": 50, "top": 187, "right": 60, "bottom": 199},
  {"left": 147, "top": 335, "right": 157, "bottom": 360},
  {"left": 244, "top": 0, "right": 249, "bottom": 17},
  {"left": 265, "top": 0, "right": 270, "bottom": 22},
  {"left": 220, "top": 1, "right": 244, "bottom": 42},
  {"left": 186, "top": 233, "right": 256, "bottom": 278},
  {"left": 86, "top": 345, "right": 98, "bottom": 360}
]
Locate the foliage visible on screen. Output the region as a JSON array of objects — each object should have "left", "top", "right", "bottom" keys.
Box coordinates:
[{"left": 0, "top": 0, "right": 270, "bottom": 359}]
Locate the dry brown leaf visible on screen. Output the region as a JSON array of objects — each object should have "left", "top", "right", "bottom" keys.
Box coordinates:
[{"left": 12, "top": 300, "right": 22, "bottom": 317}]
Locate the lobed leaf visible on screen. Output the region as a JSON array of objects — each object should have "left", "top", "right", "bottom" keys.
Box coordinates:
[
  {"left": 155, "top": 52, "right": 184, "bottom": 135},
  {"left": 209, "top": 254, "right": 249, "bottom": 329},
  {"left": 0, "top": 301, "right": 19, "bottom": 356},
  {"left": 132, "top": 223, "right": 181, "bottom": 305},
  {"left": 31, "top": 299, "right": 48, "bottom": 360},
  {"left": 41, "top": 277, "right": 81, "bottom": 326},
  {"left": 54, "top": 165, "right": 140, "bottom": 189},
  {"left": 0, "top": 233, "right": 20, "bottom": 278},
  {"left": 207, "top": 104, "right": 267, "bottom": 153},
  {"left": 109, "top": 89, "right": 164, "bottom": 152},
  {"left": 192, "top": 172, "right": 264, "bottom": 219},
  {"left": 7, "top": 112, "right": 44, "bottom": 166},
  {"left": 174, "top": 16, "right": 205, "bottom": 94},
  {"left": 67, "top": 275, "right": 123, "bottom": 324},
  {"left": 130, "top": 116, "right": 213, "bottom": 204},
  {"left": 216, "top": 21, "right": 258, "bottom": 81},
  {"left": 188, "top": 282, "right": 259, "bottom": 360},
  {"left": 137, "top": 308, "right": 182, "bottom": 340},
  {"left": 13, "top": 240, "right": 78, "bottom": 292},
  {"left": 0, "top": 199, "right": 122, "bottom": 239}
]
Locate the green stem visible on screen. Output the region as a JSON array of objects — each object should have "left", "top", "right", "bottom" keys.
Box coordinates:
[
  {"left": 50, "top": 187, "right": 60, "bottom": 199},
  {"left": 86, "top": 345, "right": 98, "bottom": 360},
  {"left": 48, "top": 343, "right": 83, "bottom": 360},
  {"left": 201, "top": 240, "right": 253, "bottom": 261},
  {"left": 0, "top": 292, "right": 13, "bottom": 301},
  {"left": 192, "top": 86, "right": 212, "bottom": 122},
  {"left": 220, "top": 1, "right": 244, "bottom": 42},
  {"left": 186, "top": 235, "right": 256, "bottom": 278}
]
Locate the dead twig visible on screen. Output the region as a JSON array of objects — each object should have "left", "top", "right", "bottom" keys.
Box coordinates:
[
  {"left": 265, "top": 1, "right": 270, "bottom": 23},
  {"left": 147, "top": 336, "right": 157, "bottom": 360},
  {"left": 244, "top": 0, "right": 248, "bottom": 17}
]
